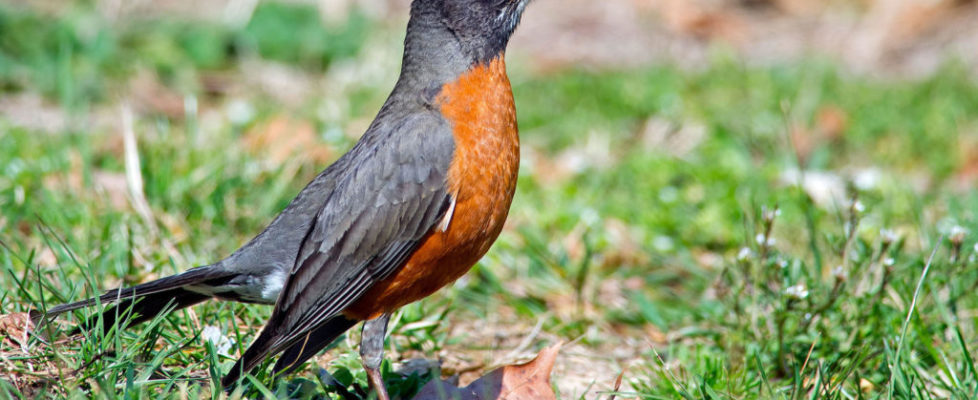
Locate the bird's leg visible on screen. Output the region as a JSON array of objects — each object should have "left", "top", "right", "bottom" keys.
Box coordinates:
[{"left": 360, "top": 313, "right": 391, "bottom": 400}]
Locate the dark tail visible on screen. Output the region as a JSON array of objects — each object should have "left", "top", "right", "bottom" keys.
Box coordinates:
[
  {"left": 273, "top": 316, "right": 358, "bottom": 374},
  {"left": 221, "top": 315, "right": 358, "bottom": 387},
  {"left": 74, "top": 288, "right": 212, "bottom": 335},
  {"left": 34, "top": 265, "right": 232, "bottom": 334}
]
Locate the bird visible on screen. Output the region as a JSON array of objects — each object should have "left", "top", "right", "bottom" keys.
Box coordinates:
[{"left": 34, "top": 0, "right": 531, "bottom": 398}]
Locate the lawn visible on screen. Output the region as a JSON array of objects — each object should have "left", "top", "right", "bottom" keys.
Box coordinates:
[{"left": 2, "top": 1, "right": 978, "bottom": 399}]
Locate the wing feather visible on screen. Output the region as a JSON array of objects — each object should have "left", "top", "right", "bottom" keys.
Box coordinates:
[{"left": 227, "top": 111, "right": 455, "bottom": 377}]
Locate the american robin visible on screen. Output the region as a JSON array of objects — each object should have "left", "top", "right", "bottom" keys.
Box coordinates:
[{"left": 36, "top": 0, "right": 531, "bottom": 397}]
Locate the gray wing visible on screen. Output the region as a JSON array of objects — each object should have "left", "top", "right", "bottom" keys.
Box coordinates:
[
  {"left": 278, "top": 113, "right": 455, "bottom": 337},
  {"left": 224, "top": 111, "right": 455, "bottom": 381}
]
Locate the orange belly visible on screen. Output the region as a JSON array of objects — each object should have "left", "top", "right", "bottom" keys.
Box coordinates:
[{"left": 344, "top": 55, "right": 519, "bottom": 320}]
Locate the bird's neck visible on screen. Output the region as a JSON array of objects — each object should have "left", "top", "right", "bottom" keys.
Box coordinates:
[{"left": 392, "top": 3, "right": 513, "bottom": 98}]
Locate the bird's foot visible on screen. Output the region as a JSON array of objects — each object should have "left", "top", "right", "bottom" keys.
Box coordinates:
[{"left": 366, "top": 366, "right": 391, "bottom": 400}]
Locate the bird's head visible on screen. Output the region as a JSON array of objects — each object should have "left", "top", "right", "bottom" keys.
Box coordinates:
[
  {"left": 411, "top": 0, "right": 531, "bottom": 64},
  {"left": 441, "top": 0, "right": 530, "bottom": 39}
]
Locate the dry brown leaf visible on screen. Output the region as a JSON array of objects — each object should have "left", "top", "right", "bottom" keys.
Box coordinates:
[
  {"left": 93, "top": 170, "right": 130, "bottom": 209},
  {"left": 792, "top": 106, "right": 848, "bottom": 165},
  {"left": 860, "top": 377, "right": 876, "bottom": 393},
  {"left": 883, "top": 0, "right": 956, "bottom": 44},
  {"left": 0, "top": 312, "right": 34, "bottom": 349},
  {"left": 129, "top": 70, "right": 185, "bottom": 118},
  {"left": 815, "top": 105, "right": 849, "bottom": 141},
  {"left": 35, "top": 247, "right": 57, "bottom": 268},
  {"left": 242, "top": 115, "right": 333, "bottom": 165},
  {"left": 0, "top": 92, "right": 68, "bottom": 133},
  {"left": 413, "top": 344, "right": 561, "bottom": 400},
  {"left": 609, "top": 368, "right": 626, "bottom": 400},
  {"left": 771, "top": 0, "right": 827, "bottom": 15},
  {"left": 790, "top": 124, "right": 815, "bottom": 165},
  {"left": 42, "top": 151, "right": 84, "bottom": 193},
  {"left": 644, "top": 324, "right": 668, "bottom": 345},
  {"left": 600, "top": 219, "right": 648, "bottom": 270},
  {"left": 953, "top": 135, "right": 978, "bottom": 191},
  {"left": 658, "top": 0, "right": 748, "bottom": 42}
]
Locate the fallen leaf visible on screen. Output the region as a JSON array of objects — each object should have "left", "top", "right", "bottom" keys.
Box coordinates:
[
  {"left": 859, "top": 377, "right": 875, "bottom": 393},
  {"left": 641, "top": 118, "right": 707, "bottom": 158},
  {"left": 657, "top": 0, "right": 749, "bottom": 42},
  {"left": 129, "top": 70, "right": 185, "bottom": 118},
  {"left": 882, "top": 0, "right": 957, "bottom": 45},
  {"left": 953, "top": 134, "right": 978, "bottom": 191},
  {"left": 771, "top": 0, "right": 827, "bottom": 15},
  {"left": 242, "top": 115, "right": 333, "bottom": 165},
  {"left": 93, "top": 170, "right": 130, "bottom": 209},
  {"left": 789, "top": 124, "right": 815, "bottom": 165},
  {"left": 0, "top": 312, "right": 34, "bottom": 350},
  {"left": 413, "top": 344, "right": 561, "bottom": 400},
  {"left": 600, "top": 219, "right": 648, "bottom": 269},
  {"left": 0, "top": 92, "right": 68, "bottom": 133},
  {"left": 815, "top": 105, "right": 848, "bottom": 141},
  {"left": 608, "top": 368, "right": 626, "bottom": 400}
]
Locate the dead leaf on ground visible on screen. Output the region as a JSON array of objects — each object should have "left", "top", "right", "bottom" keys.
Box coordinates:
[
  {"left": 954, "top": 134, "right": 978, "bottom": 191},
  {"left": 243, "top": 115, "right": 334, "bottom": 165},
  {"left": 790, "top": 124, "right": 816, "bottom": 165},
  {"left": 880, "top": 0, "right": 959, "bottom": 46},
  {"left": 0, "top": 93, "right": 68, "bottom": 133},
  {"left": 0, "top": 312, "right": 34, "bottom": 349},
  {"left": 413, "top": 344, "right": 561, "bottom": 400},
  {"left": 93, "top": 170, "right": 130, "bottom": 209},
  {"left": 657, "top": 0, "right": 749, "bottom": 42},
  {"left": 641, "top": 118, "right": 707, "bottom": 158},
  {"left": 769, "top": 0, "right": 827, "bottom": 15},
  {"left": 129, "top": 70, "right": 185, "bottom": 118},
  {"left": 815, "top": 105, "right": 848, "bottom": 141},
  {"left": 42, "top": 151, "right": 84, "bottom": 193},
  {"left": 791, "top": 105, "right": 848, "bottom": 166}
]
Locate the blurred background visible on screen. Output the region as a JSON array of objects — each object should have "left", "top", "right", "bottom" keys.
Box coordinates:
[{"left": 3, "top": 0, "right": 978, "bottom": 398}]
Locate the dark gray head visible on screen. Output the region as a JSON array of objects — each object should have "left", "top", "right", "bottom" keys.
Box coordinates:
[
  {"left": 409, "top": 0, "right": 531, "bottom": 65},
  {"left": 380, "top": 0, "right": 530, "bottom": 111},
  {"left": 439, "top": 0, "right": 530, "bottom": 61}
]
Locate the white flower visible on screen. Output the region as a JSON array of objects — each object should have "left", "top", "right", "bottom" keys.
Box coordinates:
[
  {"left": 755, "top": 234, "right": 776, "bottom": 247},
  {"left": 785, "top": 284, "right": 809, "bottom": 300},
  {"left": 950, "top": 225, "right": 969, "bottom": 244},
  {"left": 832, "top": 265, "right": 848, "bottom": 281},
  {"left": 737, "top": 247, "right": 753, "bottom": 261},
  {"left": 580, "top": 208, "right": 600, "bottom": 227},
  {"left": 880, "top": 228, "right": 899, "bottom": 244},
  {"left": 226, "top": 99, "right": 255, "bottom": 126},
  {"left": 853, "top": 168, "right": 882, "bottom": 191},
  {"left": 202, "top": 325, "right": 235, "bottom": 357},
  {"left": 852, "top": 200, "right": 865, "bottom": 214},
  {"left": 883, "top": 257, "right": 895, "bottom": 266},
  {"left": 652, "top": 235, "right": 674, "bottom": 252},
  {"left": 659, "top": 186, "right": 679, "bottom": 204}
]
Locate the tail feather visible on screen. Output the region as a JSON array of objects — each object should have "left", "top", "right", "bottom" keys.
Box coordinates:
[
  {"left": 222, "top": 324, "right": 282, "bottom": 387},
  {"left": 78, "top": 288, "right": 212, "bottom": 335},
  {"left": 34, "top": 265, "right": 230, "bottom": 331},
  {"left": 222, "top": 316, "right": 358, "bottom": 387},
  {"left": 273, "top": 316, "right": 358, "bottom": 375}
]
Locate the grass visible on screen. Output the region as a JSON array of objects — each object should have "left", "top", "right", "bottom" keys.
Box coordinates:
[{"left": 2, "top": 1, "right": 978, "bottom": 399}]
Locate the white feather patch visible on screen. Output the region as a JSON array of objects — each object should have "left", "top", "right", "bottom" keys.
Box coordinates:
[
  {"left": 261, "top": 269, "right": 287, "bottom": 301},
  {"left": 438, "top": 196, "right": 457, "bottom": 232}
]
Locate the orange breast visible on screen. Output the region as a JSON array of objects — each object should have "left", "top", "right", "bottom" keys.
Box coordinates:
[{"left": 344, "top": 56, "right": 519, "bottom": 320}]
